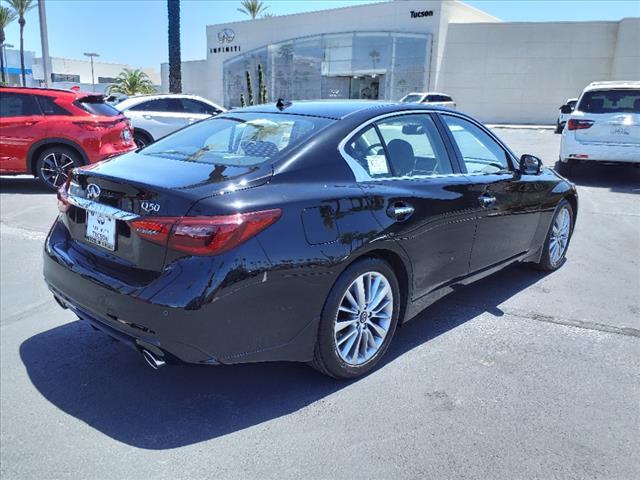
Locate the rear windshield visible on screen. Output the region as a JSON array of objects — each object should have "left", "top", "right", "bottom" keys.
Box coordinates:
[
  {"left": 141, "top": 112, "right": 334, "bottom": 166},
  {"left": 578, "top": 89, "right": 640, "bottom": 114},
  {"left": 75, "top": 96, "right": 121, "bottom": 116},
  {"left": 400, "top": 94, "right": 423, "bottom": 103}
]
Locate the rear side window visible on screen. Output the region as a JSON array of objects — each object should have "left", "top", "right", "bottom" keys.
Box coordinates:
[
  {"left": 36, "top": 96, "right": 70, "bottom": 116},
  {"left": 75, "top": 97, "right": 120, "bottom": 116},
  {"left": 344, "top": 114, "right": 452, "bottom": 179},
  {"left": 0, "top": 93, "right": 41, "bottom": 117},
  {"left": 578, "top": 89, "right": 640, "bottom": 114}
]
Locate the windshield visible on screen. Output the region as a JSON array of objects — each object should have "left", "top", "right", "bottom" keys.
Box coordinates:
[
  {"left": 578, "top": 89, "right": 640, "bottom": 114},
  {"left": 400, "top": 94, "right": 424, "bottom": 103},
  {"left": 141, "top": 112, "right": 333, "bottom": 166}
]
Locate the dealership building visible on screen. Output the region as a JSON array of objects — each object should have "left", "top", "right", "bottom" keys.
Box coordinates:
[{"left": 163, "top": 0, "right": 640, "bottom": 123}]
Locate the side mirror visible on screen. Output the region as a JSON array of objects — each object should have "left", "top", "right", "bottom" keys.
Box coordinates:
[
  {"left": 520, "top": 154, "right": 542, "bottom": 175},
  {"left": 560, "top": 104, "right": 572, "bottom": 114}
]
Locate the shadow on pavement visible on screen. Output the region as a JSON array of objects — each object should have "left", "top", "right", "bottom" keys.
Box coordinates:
[
  {"left": 564, "top": 164, "right": 640, "bottom": 195},
  {"left": 20, "top": 263, "right": 547, "bottom": 450},
  {"left": 0, "top": 177, "right": 53, "bottom": 195}
]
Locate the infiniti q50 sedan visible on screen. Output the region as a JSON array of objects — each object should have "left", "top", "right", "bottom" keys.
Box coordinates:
[{"left": 44, "top": 101, "right": 578, "bottom": 378}]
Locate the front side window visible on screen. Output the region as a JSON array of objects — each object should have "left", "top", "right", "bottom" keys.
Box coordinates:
[
  {"left": 578, "top": 89, "right": 640, "bottom": 114},
  {"left": 344, "top": 114, "right": 453, "bottom": 179},
  {"left": 0, "top": 93, "right": 40, "bottom": 117},
  {"left": 141, "top": 113, "right": 333, "bottom": 167},
  {"left": 442, "top": 115, "right": 510, "bottom": 174}
]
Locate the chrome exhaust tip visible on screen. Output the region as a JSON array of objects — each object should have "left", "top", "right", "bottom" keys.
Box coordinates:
[{"left": 141, "top": 349, "right": 166, "bottom": 370}]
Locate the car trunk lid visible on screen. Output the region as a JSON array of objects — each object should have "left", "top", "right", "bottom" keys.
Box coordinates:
[{"left": 574, "top": 112, "right": 640, "bottom": 145}]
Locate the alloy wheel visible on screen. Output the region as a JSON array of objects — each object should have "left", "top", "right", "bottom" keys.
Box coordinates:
[
  {"left": 549, "top": 206, "right": 571, "bottom": 265},
  {"left": 40, "top": 152, "right": 75, "bottom": 188},
  {"left": 334, "top": 271, "right": 393, "bottom": 366}
]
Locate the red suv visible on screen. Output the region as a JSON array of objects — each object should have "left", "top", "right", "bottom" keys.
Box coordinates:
[{"left": 0, "top": 87, "right": 136, "bottom": 189}]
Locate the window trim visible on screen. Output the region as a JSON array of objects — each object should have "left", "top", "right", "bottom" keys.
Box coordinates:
[
  {"left": 0, "top": 92, "right": 43, "bottom": 118},
  {"left": 338, "top": 110, "right": 490, "bottom": 182}
]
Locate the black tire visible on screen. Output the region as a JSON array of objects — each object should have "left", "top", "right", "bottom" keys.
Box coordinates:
[
  {"left": 35, "top": 146, "right": 83, "bottom": 190},
  {"left": 555, "top": 121, "right": 562, "bottom": 134},
  {"left": 312, "top": 257, "right": 401, "bottom": 379},
  {"left": 555, "top": 158, "right": 573, "bottom": 177},
  {"left": 133, "top": 131, "right": 152, "bottom": 149},
  {"left": 534, "top": 199, "right": 574, "bottom": 271}
]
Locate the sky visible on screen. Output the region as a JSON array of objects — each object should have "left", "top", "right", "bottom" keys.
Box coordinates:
[{"left": 2, "top": 0, "right": 639, "bottom": 70}]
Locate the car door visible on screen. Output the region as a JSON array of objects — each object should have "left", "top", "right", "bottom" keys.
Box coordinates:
[
  {"left": 439, "top": 113, "right": 540, "bottom": 272},
  {"left": 0, "top": 92, "right": 45, "bottom": 173},
  {"left": 127, "top": 98, "right": 189, "bottom": 140},
  {"left": 343, "top": 112, "right": 477, "bottom": 299}
]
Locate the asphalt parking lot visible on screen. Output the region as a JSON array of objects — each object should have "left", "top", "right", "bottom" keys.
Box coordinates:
[{"left": 1, "top": 128, "right": 639, "bottom": 480}]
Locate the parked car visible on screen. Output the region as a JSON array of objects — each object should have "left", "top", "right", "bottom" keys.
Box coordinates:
[
  {"left": 0, "top": 86, "right": 135, "bottom": 189},
  {"left": 558, "top": 81, "right": 640, "bottom": 175},
  {"left": 399, "top": 92, "right": 456, "bottom": 109},
  {"left": 555, "top": 97, "right": 578, "bottom": 133},
  {"left": 45, "top": 101, "right": 577, "bottom": 378},
  {"left": 115, "top": 94, "right": 225, "bottom": 147}
]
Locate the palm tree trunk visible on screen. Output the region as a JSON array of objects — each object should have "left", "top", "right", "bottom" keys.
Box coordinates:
[
  {"left": 19, "top": 19, "right": 25, "bottom": 86},
  {"left": 167, "top": 0, "right": 181, "bottom": 93},
  {"left": 0, "top": 48, "right": 6, "bottom": 84}
]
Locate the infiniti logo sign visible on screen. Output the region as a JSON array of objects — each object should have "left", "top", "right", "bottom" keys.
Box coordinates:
[
  {"left": 86, "top": 183, "right": 101, "bottom": 200},
  {"left": 217, "top": 28, "right": 235, "bottom": 44}
]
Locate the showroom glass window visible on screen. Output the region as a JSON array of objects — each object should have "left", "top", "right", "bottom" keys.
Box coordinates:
[
  {"left": 441, "top": 115, "right": 510, "bottom": 174},
  {"left": 344, "top": 114, "right": 452, "bottom": 179}
]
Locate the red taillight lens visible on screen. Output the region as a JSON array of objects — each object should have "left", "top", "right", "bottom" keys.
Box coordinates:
[
  {"left": 57, "top": 176, "right": 71, "bottom": 213},
  {"left": 129, "top": 209, "right": 282, "bottom": 256},
  {"left": 567, "top": 119, "right": 594, "bottom": 130},
  {"left": 72, "top": 120, "right": 121, "bottom": 131}
]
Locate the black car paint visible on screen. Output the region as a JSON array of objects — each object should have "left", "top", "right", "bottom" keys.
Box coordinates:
[{"left": 43, "top": 102, "right": 577, "bottom": 367}]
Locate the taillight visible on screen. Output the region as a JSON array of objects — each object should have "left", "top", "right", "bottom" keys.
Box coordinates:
[
  {"left": 567, "top": 119, "right": 594, "bottom": 130},
  {"left": 129, "top": 209, "right": 282, "bottom": 256},
  {"left": 57, "top": 176, "right": 71, "bottom": 213},
  {"left": 72, "top": 120, "right": 120, "bottom": 131}
]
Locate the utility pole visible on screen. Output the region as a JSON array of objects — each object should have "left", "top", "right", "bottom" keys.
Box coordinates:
[
  {"left": 83, "top": 52, "right": 99, "bottom": 92},
  {"left": 38, "top": 0, "right": 51, "bottom": 87}
]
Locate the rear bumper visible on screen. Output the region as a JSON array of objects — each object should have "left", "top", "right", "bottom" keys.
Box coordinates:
[
  {"left": 43, "top": 218, "right": 321, "bottom": 366},
  {"left": 560, "top": 133, "right": 640, "bottom": 164}
]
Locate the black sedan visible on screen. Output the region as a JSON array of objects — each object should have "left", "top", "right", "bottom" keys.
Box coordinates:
[{"left": 44, "top": 101, "right": 577, "bottom": 378}]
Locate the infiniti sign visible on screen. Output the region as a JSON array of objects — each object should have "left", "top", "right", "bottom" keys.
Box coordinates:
[{"left": 217, "top": 28, "right": 235, "bottom": 44}]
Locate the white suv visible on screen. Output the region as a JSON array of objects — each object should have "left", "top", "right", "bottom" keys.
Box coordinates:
[
  {"left": 558, "top": 81, "right": 640, "bottom": 175},
  {"left": 399, "top": 92, "right": 456, "bottom": 109},
  {"left": 116, "top": 94, "right": 225, "bottom": 147}
]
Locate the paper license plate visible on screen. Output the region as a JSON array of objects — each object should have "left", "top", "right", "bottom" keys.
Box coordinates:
[{"left": 86, "top": 210, "right": 116, "bottom": 251}]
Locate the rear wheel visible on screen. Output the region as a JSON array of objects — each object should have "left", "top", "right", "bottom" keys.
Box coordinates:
[
  {"left": 36, "top": 146, "right": 82, "bottom": 190},
  {"left": 535, "top": 199, "right": 574, "bottom": 271},
  {"left": 312, "top": 258, "right": 401, "bottom": 379},
  {"left": 133, "top": 131, "right": 152, "bottom": 148},
  {"left": 555, "top": 158, "right": 573, "bottom": 177}
]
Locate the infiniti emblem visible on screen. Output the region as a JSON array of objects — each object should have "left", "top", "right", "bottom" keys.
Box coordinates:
[
  {"left": 86, "top": 183, "right": 101, "bottom": 200},
  {"left": 217, "top": 28, "right": 235, "bottom": 44}
]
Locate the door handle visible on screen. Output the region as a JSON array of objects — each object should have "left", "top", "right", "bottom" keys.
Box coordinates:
[
  {"left": 187, "top": 118, "right": 198, "bottom": 123},
  {"left": 143, "top": 115, "right": 153, "bottom": 120},
  {"left": 387, "top": 202, "right": 415, "bottom": 221},
  {"left": 478, "top": 194, "right": 497, "bottom": 208}
]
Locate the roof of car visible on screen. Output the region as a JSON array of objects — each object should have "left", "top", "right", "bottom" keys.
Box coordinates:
[
  {"left": 585, "top": 81, "right": 640, "bottom": 91},
  {"left": 226, "top": 100, "right": 456, "bottom": 120},
  {"left": 115, "top": 93, "right": 221, "bottom": 110},
  {"left": 0, "top": 86, "right": 96, "bottom": 98}
]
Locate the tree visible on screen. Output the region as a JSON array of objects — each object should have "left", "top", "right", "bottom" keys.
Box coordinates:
[
  {"left": 0, "top": 6, "right": 17, "bottom": 84},
  {"left": 106, "top": 69, "right": 156, "bottom": 96},
  {"left": 167, "top": 0, "right": 181, "bottom": 93},
  {"left": 7, "top": 0, "right": 34, "bottom": 87},
  {"left": 237, "top": 0, "right": 269, "bottom": 20}
]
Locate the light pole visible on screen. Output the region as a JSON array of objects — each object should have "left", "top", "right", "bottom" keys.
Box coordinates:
[
  {"left": 39, "top": 0, "right": 51, "bottom": 87},
  {"left": 83, "top": 52, "right": 99, "bottom": 92},
  {"left": 1, "top": 43, "right": 14, "bottom": 84}
]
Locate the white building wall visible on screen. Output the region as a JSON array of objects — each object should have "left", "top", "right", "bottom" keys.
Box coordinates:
[
  {"left": 161, "top": 60, "right": 210, "bottom": 98},
  {"left": 436, "top": 19, "right": 640, "bottom": 124}
]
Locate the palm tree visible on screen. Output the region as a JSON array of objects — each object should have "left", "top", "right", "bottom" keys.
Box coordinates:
[
  {"left": 237, "top": 0, "right": 269, "bottom": 19},
  {"left": 0, "top": 6, "right": 17, "bottom": 84},
  {"left": 7, "top": 0, "right": 34, "bottom": 87},
  {"left": 106, "top": 69, "right": 156, "bottom": 96},
  {"left": 167, "top": 0, "right": 181, "bottom": 93}
]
